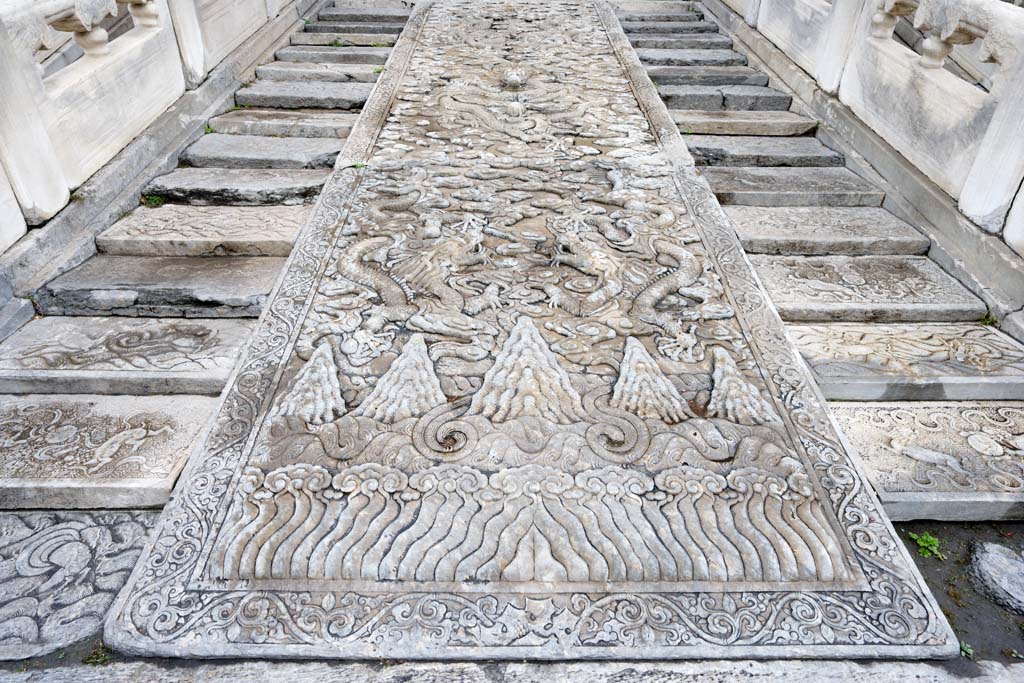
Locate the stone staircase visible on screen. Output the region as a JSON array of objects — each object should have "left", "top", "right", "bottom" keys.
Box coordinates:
[
  {"left": 0, "top": 0, "right": 408, "bottom": 510},
  {"left": 621, "top": 0, "right": 1024, "bottom": 520}
]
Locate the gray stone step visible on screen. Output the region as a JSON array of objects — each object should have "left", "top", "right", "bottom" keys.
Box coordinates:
[
  {"left": 704, "top": 167, "right": 885, "bottom": 206},
  {"left": 671, "top": 109, "right": 816, "bottom": 135},
  {"left": 788, "top": 323, "right": 1024, "bottom": 400},
  {"left": 630, "top": 34, "right": 731, "bottom": 49},
  {"left": 98, "top": 204, "right": 308, "bottom": 256},
  {"left": 33, "top": 255, "right": 286, "bottom": 317},
  {"left": 617, "top": 11, "right": 705, "bottom": 21},
  {"left": 0, "top": 316, "right": 254, "bottom": 394},
  {"left": 208, "top": 108, "right": 360, "bottom": 138},
  {"left": 235, "top": 80, "right": 373, "bottom": 110},
  {"left": 145, "top": 168, "right": 329, "bottom": 205},
  {"left": 276, "top": 45, "right": 390, "bottom": 64},
  {"left": 685, "top": 134, "right": 843, "bottom": 167},
  {"left": 316, "top": 9, "right": 410, "bottom": 22},
  {"left": 751, "top": 255, "right": 988, "bottom": 322},
  {"left": 638, "top": 48, "right": 746, "bottom": 66},
  {"left": 830, "top": 401, "right": 1024, "bottom": 521},
  {"left": 659, "top": 84, "right": 791, "bottom": 110},
  {"left": 292, "top": 32, "right": 397, "bottom": 47},
  {"left": 621, "top": 19, "right": 705, "bottom": 32},
  {"left": 725, "top": 206, "right": 929, "bottom": 255},
  {"left": 182, "top": 133, "right": 342, "bottom": 169},
  {"left": 0, "top": 394, "right": 217, "bottom": 508},
  {"left": 648, "top": 65, "right": 768, "bottom": 86},
  {"left": 257, "top": 61, "right": 380, "bottom": 83},
  {"left": 311, "top": 17, "right": 405, "bottom": 32}
]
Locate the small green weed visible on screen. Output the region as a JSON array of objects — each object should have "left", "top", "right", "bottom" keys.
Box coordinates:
[
  {"left": 908, "top": 531, "right": 945, "bottom": 561},
  {"left": 960, "top": 640, "right": 975, "bottom": 660},
  {"left": 374, "top": 66, "right": 386, "bottom": 73},
  {"left": 204, "top": 124, "right": 214, "bottom": 134},
  {"left": 980, "top": 312, "right": 998, "bottom": 326},
  {"left": 83, "top": 645, "right": 113, "bottom": 666},
  {"left": 140, "top": 195, "right": 165, "bottom": 208}
]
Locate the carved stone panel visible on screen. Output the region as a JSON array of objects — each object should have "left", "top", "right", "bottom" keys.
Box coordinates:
[{"left": 104, "top": 0, "right": 955, "bottom": 659}]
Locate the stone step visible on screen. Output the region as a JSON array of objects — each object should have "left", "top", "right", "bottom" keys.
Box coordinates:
[
  {"left": 704, "top": 167, "right": 885, "bottom": 206},
  {"left": 685, "top": 134, "right": 843, "bottom": 166},
  {"left": 0, "top": 317, "right": 254, "bottom": 394},
  {"left": 312, "top": 16, "right": 405, "bottom": 32},
  {"left": 629, "top": 34, "right": 731, "bottom": 49},
  {"left": 235, "top": 80, "right": 373, "bottom": 110},
  {"left": 830, "top": 401, "right": 1024, "bottom": 521},
  {"left": 145, "top": 168, "right": 329, "bottom": 205},
  {"left": 617, "top": 11, "right": 705, "bottom": 21},
  {"left": 292, "top": 32, "right": 397, "bottom": 47},
  {"left": 659, "top": 84, "right": 791, "bottom": 110},
  {"left": 725, "top": 206, "right": 929, "bottom": 255},
  {"left": 181, "top": 134, "right": 342, "bottom": 169},
  {"left": 208, "top": 108, "right": 360, "bottom": 138},
  {"left": 257, "top": 61, "right": 380, "bottom": 83},
  {"left": 671, "top": 109, "right": 816, "bottom": 135},
  {"left": 620, "top": 19, "right": 705, "bottom": 32},
  {"left": 276, "top": 46, "right": 390, "bottom": 64},
  {"left": 750, "top": 255, "right": 988, "bottom": 322},
  {"left": 648, "top": 65, "right": 767, "bottom": 86},
  {"left": 316, "top": 9, "right": 410, "bottom": 22},
  {"left": 637, "top": 47, "right": 746, "bottom": 66},
  {"left": 788, "top": 323, "right": 1024, "bottom": 400},
  {"left": 97, "top": 204, "right": 308, "bottom": 257},
  {"left": 33, "top": 255, "right": 286, "bottom": 318},
  {"left": 0, "top": 393, "right": 218, "bottom": 508}
]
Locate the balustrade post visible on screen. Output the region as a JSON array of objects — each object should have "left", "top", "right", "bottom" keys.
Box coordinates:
[
  {"left": 816, "top": 0, "right": 875, "bottom": 93},
  {"left": 166, "top": 0, "right": 206, "bottom": 87}
]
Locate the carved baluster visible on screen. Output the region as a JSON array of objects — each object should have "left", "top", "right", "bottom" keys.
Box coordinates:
[
  {"left": 870, "top": 0, "right": 919, "bottom": 39},
  {"left": 119, "top": 0, "right": 160, "bottom": 28},
  {"left": 914, "top": 0, "right": 985, "bottom": 68},
  {"left": 45, "top": 0, "right": 120, "bottom": 56}
]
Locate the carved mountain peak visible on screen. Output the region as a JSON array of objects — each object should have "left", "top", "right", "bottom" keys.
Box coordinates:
[
  {"left": 273, "top": 343, "right": 346, "bottom": 425},
  {"left": 468, "top": 316, "right": 587, "bottom": 424},
  {"left": 353, "top": 334, "right": 447, "bottom": 423},
  {"left": 610, "top": 336, "right": 693, "bottom": 424}
]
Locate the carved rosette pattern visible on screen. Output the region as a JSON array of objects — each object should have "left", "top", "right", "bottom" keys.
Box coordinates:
[{"left": 104, "top": 0, "right": 954, "bottom": 658}]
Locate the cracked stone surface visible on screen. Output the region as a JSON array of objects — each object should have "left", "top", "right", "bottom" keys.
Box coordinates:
[
  {"left": 0, "top": 511, "right": 157, "bottom": 659},
  {"left": 789, "top": 323, "right": 1024, "bottom": 400},
  {"left": 234, "top": 81, "right": 374, "bottom": 110},
  {"left": 0, "top": 394, "right": 217, "bottom": 508},
  {"left": 705, "top": 167, "right": 885, "bottom": 206},
  {"left": 970, "top": 542, "right": 1024, "bottom": 614},
  {"left": 0, "top": 316, "right": 253, "bottom": 394},
  {"left": 671, "top": 108, "right": 816, "bottom": 135},
  {"left": 145, "top": 168, "right": 330, "bottom": 205},
  {"left": 276, "top": 46, "right": 391, "bottom": 64},
  {"left": 103, "top": 0, "right": 954, "bottom": 660},
  {"left": 830, "top": 401, "right": 1024, "bottom": 520},
  {"left": 181, "top": 134, "right": 343, "bottom": 170},
  {"left": 256, "top": 62, "right": 382, "bottom": 84},
  {"left": 649, "top": 65, "right": 768, "bottom": 86}
]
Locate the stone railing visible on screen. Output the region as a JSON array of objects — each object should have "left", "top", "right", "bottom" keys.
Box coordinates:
[
  {"left": 721, "top": 0, "right": 1024, "bottom": 257},
  {"left": 0, "top": 0, "right": 300, "bottom": 254}
]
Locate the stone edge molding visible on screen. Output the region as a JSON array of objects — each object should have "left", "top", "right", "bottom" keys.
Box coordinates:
[{"left": 103, "top": 0, "right": 958, "bottom": 660}]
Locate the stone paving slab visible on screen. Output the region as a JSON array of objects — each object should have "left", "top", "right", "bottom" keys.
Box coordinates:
[
  {"left": 209, "top": 108, "right": 361, "bottom": 137},
  {"left": 659, "top": 84, "right": 791, "bottom": 110},
  {"left": 145, "top": 168, "right": 329, "bottom": 205},
  {"left": 0, "top": 316, "right": 253, "bottom": 394},
  {"left": 751, "top": 255, "right": 987, "bottom": 322},
  {"left": 0, "top": 394, "right": 216, "bottom": 508},
  {"left": 33, "top": 255, "right": 285, "bottom": 318},
  {"left": 705, "top": 166, "right": 885, "bottom": 206},
  {"left": 672, "top": 108, "right": 816, "bottom": 135},
  {"left": 317, "top": 9, "right": 411, "bottom": 22},
  {"left": 636, "top": 47, "right": 746, "bottom": 65},
  {"left": 629, "top": 33, "right": 731, "bottom": 49},
  {"left": 103, "top": 0, "right": 954, "bottom": 660},
  {"left": 235, "top": 80, "right": 373, "bottom": 109},
  {"left": 789, "top": 323, "right": 1024, "bottom": 400},
  {"left": 0, "top": 511, "right": 157, "bottom": 659},
  {"left": 182, "top": 134, "right": 342, "bottom": 169},
  {"left": 686, "top": 134, "right": 843, "bottom": 166},
  {"left": 831, "top": 401, "right": 1024, "bottom": 521},
  {"left": 293, "top": 31, "right": 398, "bottom": 46},
  {"left": 311, "top": 17, "right": 406, "bottom": 32},
  {"left": 276, "top": 46, "right": 390, "bottom": 64},
  {"left": 620, "top": 18, "right": 704, "bottom": 31},
  {"left": 648, "top": 65, "right": 768, "bottom": 85},
  {"left": 98, "top": 204, "right": 307, "bottom": 257},
  {"left": 725, "top": 206, "right": 930, "bottom": 254},
  {"left": 257, "top": 61, "right": 381, "bottom": 83}
]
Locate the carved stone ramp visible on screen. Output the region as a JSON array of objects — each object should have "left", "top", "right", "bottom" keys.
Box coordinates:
[{"left": 105, "top": 0, "right": 955, "bottom": 660}]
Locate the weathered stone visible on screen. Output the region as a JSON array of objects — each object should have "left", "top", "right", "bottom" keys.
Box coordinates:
[
  {"left": 315, "top": 9, "right": 410, "bottom": 23},
  {"left": 182, "top": 134, "right": 342, "bottom": 169},
  {"left": 315, "top": 13, "right": 407, "bottom": 30},
  {"left": 636, "top": 47, "right": 746, "bottom": 66},
  {"left": 705, "top": 167, "right": 885, "bottom": 206},
  {"left": 648, "top": 65, "right": 768, "bottom": 86},
  {"left": 145, "top": 168, "right": 329, "bottom": 205},
  {"left": 672, "top": 109, "right": 816, "bottom": 136},
  {"left": 291, "top": 32, "right": 398, "bottom": 47},
  {"left": 0, "top": 316, "right": 254, "bottom": 394},
  {"left": 970, "top": 543, "right": 1024, "bottom": 613},
  {"left": 208, "top": 108, "right": 361, "bottom": 138},
  {"left": 831, "top": 402, "right": 1024, "bottom": 521},
  {"left": 33, "top": 255, "right": 285, "bottom": 318},
  {"left": 686, "top": 135, "right": 843, "bottom": 166},
  {"left": 257, "top": 61, "right": 381, "bottom": 83},
  {"left": 659, "top": 85, "right": 790, "bottom": 110},
  {"left": 0, "top": 511, "right": 156, "bottom": 659},
  {"left": 789, "top": 323, "right": 1024, "bottom": 400},
  {"left": 0, "top": 297, "right": 33, "bottom": 343},
  {"left": 629, "top": 34, "right": 731, "bottom": 49},
  {"left": 726, "top": 206, "right": 929, "bottom": 254},
  {"left": 0, "top": 395, "right": 217, "bottom": 508},
  {"left": 620, "top": 18, "right": 705, "bottom": 32},
  {"left": 276, "top": 46, "right": 390, "bottom": 64},
  {"left": 235, "top": 81, "right": 373, "bottom": 110},
  {"left": 618, "top": 11, "right": 707, "bottom": 23},
  {"left": 104, "top": 0, "right": 954, "bottom": 660}
]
